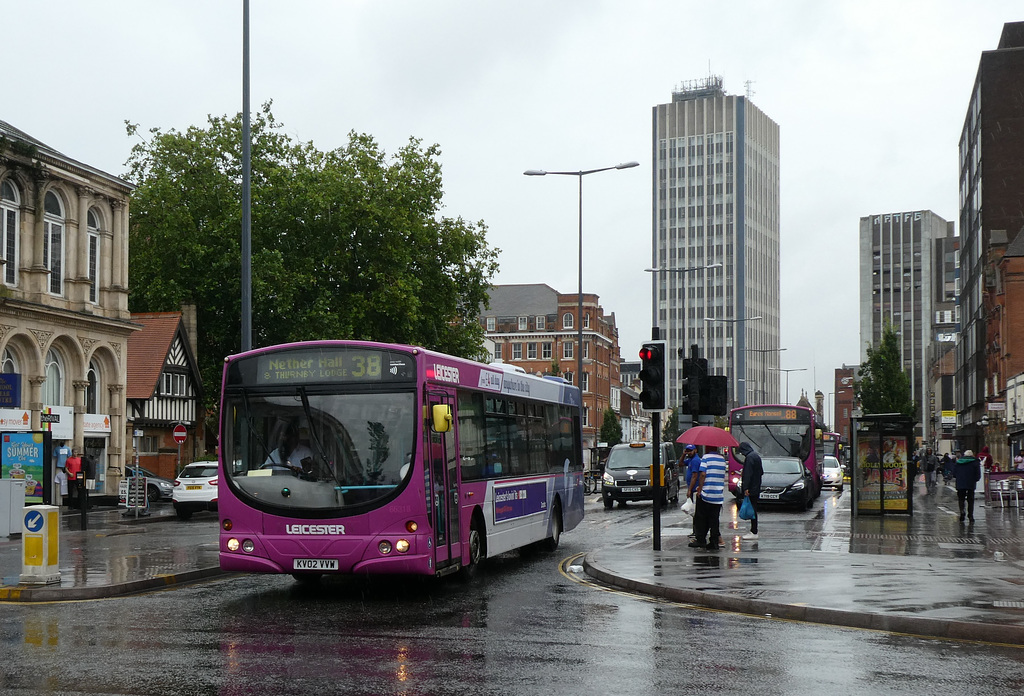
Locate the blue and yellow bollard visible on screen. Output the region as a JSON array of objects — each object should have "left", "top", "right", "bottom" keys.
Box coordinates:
[{"left": 20, "top": 505, "right": 60, "bottom": 585}]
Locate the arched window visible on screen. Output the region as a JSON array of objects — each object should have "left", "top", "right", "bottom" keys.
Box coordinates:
[
  {"left": 42, "top": 349, "right": 64, "bottom": 406},
  {"left": 86, "top": 360, "right": 100, "bottom": 413},
  {"left": 1, "top": 348, "right": 20, "bottom": 408},
  {"left": 43, "top": 191, "right": 65, "bottom": 295},
  {"left": 562, "top": 313, "right": 574, "bottom": 329},
  {"left": 0, "top": 179, "right": 19, "bottom": 287},
  {"left": 87, "top": 209, "right": 101, "bottom": 303}
]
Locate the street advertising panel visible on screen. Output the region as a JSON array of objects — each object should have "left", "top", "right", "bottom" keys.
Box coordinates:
[
  {"left": 1, "top": 431, "right": 53, "bottom": 505},
  {"left": 852, "top": 414, "right": 914, "bottom": 516}
]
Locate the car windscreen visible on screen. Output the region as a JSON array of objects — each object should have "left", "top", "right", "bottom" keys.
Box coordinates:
[
  {"left": 762, "top": 458, "right": 803, "bottom": 475},
  {"left": 180, "top": 466, "right": 218, "bottom": 478},
  {"left": 605, "top": 447, "right": 652, "bottom": 470}
]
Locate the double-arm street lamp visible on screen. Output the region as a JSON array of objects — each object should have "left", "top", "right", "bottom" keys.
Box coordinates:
[
  {"left": 524, "top": 162, "right": 639, "bottom": 424},
  {"left": 771, "top": 367, "right": 808, "bottom": 405},
  {"left": 704, "top": 315, "right": 763, "bottom": 407},
  {"left": 746, "top": 347, "right": 787, "bottom": 404}
]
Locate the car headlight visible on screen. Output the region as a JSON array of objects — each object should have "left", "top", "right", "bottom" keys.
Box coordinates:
[
  {"left": 603, "top": 472, "right": 614, "bottom": 485},
  {"left": 791, "top": 480, "right": 805, "bottom": 490}
]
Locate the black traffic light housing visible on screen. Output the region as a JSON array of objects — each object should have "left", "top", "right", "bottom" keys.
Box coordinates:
[
  {"left": 705, "top": 375, "right": 728, "bottom": 415},
  {"left": 638, "top": 341, "right": 667, "bottom": 411},
  {"left": 680, "top": 357, "right": 701, "bottom": 415}
]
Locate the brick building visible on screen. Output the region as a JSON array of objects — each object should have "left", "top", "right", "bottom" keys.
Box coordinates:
[{"left": 482, "top": 284, "right": 621, "bottom": 458}]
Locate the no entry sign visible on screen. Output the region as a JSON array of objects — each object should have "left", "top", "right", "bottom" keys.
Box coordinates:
[{"left": 173, "top": 424, "right": 187, "bottom": 444}]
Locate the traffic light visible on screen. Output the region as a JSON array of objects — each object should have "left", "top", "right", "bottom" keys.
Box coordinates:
[
  {"left": 705, "top": 375, "right": 728, "bottom": 415},
  {"left": 638, "top": 341, "right": 667, "bottom": 411},
  {"left": 684, "top": 370, "right": 700, "bottom": 413}
]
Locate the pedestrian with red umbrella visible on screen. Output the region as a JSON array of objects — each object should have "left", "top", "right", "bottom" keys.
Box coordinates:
[{"left": 687, "top": 445, "right": 728, "bottom": 551}]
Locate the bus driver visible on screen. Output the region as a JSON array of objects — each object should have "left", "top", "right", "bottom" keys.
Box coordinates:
[{"left": 264, "top": 423, "right": 315, "bottom": 475}]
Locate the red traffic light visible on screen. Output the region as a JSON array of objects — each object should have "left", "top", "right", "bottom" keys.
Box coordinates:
[{"left": 639, "top": 347, "right": 654, "bottom": 360}]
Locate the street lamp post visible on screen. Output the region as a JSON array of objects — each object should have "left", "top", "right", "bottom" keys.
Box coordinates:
[
  {"left": 746, "top": 347, "right": 786, "bottom": 403},
  {"left": 704, "top": 316, "right": 763, "bottom": 407},
  {"left": 827, "top": 390, "right": 847, "bottom": 431},
  {"left": 771, "top": 367, "right": 808, "bottom": 405},
  {"left": 524, "top": 161, "right": 638, "bottom": 447}
]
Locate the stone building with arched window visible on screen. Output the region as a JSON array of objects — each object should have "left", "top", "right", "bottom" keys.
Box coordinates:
[{"left": 0, "top": 120, "right": 136, "bottom": 500}]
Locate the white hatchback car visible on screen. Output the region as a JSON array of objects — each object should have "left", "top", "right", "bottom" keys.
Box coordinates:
[
  {"left": 822, "top": 455, "right": 844, "bottom": 491},
  {"left": 172, "top": 461, "right": 219, "bottom": 519}
]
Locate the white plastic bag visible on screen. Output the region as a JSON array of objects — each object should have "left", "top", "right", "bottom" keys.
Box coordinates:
[{"left": 680, "top": 497, "right": 695, "bottom": 515}]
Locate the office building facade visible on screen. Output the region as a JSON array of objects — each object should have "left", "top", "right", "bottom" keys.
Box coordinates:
[
  {"left": 652, "top": 77, "right": 781, "bottom": 412},
  {"left": 859, "top": 210, "right": 955, "bottom": 443},
  {"left": 956, "top": 22, "right": 1024, "bottom": 453}
]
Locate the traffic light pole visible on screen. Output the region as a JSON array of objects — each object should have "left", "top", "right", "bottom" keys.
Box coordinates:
[{"left": 651, "top": 328, "right": 662, "bottom": 551}]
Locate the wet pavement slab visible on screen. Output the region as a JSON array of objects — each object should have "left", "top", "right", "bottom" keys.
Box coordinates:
[
  {"left": 584, "top": 481, "right": 1024, "bottom": 645},
  {"left": 0, "top": 505, "right": 224, "bottom": 601}
]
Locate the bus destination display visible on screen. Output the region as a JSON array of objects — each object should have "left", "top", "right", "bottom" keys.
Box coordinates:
[
  {"left": 251, "top": 348, "right": 415, "bottom": 385},
  {"left": 735, "top": 407, "right": 803, "bottom": 422}
]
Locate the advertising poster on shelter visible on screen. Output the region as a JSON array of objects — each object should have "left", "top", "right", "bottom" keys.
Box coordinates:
[
  {"left": 856, "top": 435, "right": 909, "bottom": 512},
  {"left": 2, "top": 432, "right": 46, "bottom": 504}
]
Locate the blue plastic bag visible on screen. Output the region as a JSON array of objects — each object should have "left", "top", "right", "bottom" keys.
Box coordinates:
[{"left": 739, "top": 495, "right": 755, "bottom": 520}]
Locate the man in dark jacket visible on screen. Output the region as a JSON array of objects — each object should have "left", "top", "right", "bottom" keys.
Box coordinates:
[
  {"left": 737, "top": 441, "right": 763, "bottom": 540},
  {"left": 954, "top": 449, "right": 982, "bottom": 523}
]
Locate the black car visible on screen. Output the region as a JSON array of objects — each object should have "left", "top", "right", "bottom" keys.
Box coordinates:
[
  {"left": 601, "top": 442, "right": 679, "bottom": 508},
  {"left": 757, "top": 456, "right": 813, "bottom": 510}
]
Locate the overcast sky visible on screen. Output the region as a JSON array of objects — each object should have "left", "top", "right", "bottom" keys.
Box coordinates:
[{"left": 5, "top": 1, "right": 1020, "bottom": 411}]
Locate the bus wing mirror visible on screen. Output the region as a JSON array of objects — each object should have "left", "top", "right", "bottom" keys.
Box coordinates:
[
  {"left": 432, "top": 404, "right": 452, "bottom": 433},
  {"left": 815, "top": 428, "right": 823, "bottom": 439}
]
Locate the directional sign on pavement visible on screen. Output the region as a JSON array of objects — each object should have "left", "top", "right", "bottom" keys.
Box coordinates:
[{"left": 24, "top": 510, "right": 44, "bottom": 533}]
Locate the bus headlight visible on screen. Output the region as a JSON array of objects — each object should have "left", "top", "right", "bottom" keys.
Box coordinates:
[
  {"left": 378, "top": 540, "right": 393, "bottom": 555},
  {"left": 242, "top": 539, "right": 255, "bottom": 553},
  {"left": 396, "top": 539, "right": 410, "bottom": 553},
  {"left": 227, "top": 538, "right": 240, "bottom": 551}
]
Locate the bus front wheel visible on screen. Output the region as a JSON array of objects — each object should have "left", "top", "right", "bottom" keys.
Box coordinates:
[
  {"left": 459, "top": 514, "right": 486, "bottom": 581},
  {"left": 543, "top": 500, "right": 562, "bottom": 551}
]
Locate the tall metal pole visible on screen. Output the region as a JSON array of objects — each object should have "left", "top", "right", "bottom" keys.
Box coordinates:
[
  {"left": 241, "top": 0, "right": 252, "bottom": 352},
  {"left": 577, "top": 173, "right": 584, "bottom": 427}
]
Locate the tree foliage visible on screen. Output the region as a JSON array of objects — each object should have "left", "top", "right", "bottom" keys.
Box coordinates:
[
  {"left": 599, "top": 407, "right": 623, "bottom": 447},
  {"left": 126, "top": 105, "right": 499, "bottom": 414},
  {"left": 856, "top": 323, "right": 916, "bottom": 419}
]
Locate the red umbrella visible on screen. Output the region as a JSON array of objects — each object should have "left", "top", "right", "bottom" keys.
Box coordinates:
[{"left": 675, "top": 425, "right": 738, "bottom": 449}]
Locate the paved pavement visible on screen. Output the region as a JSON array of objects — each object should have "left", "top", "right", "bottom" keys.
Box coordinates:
[
  {"left": 584, "top": 478, "right": 1024, "bottom": 645},
  {"left": 0, "top": 503, "right": 223, "bottom": 602},
  {"left": 2, "top": 481, "right": 1023, "bottom": 646}
]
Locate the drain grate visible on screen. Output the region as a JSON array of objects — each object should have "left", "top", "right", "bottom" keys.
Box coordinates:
[{"left": 992, "top": 601, "right": 1024, "bottom": 609}]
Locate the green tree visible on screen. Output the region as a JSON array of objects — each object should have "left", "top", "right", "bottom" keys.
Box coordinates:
[
  {"left": 126, "top": 104, "right": 499, "bottom": 415},
  {"left": 856, "top": 323, "right": 916, "bottom": 419},
  {"left": 599, "top": 407, "right": 623, "bottom": 447}
]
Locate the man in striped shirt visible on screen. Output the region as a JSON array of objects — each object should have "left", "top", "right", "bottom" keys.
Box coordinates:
[{"left": 687, "top": 445, "right": 727, "bottom": 551}]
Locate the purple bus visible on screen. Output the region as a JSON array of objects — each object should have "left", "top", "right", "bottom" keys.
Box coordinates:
[
  {"left": 725, "top": 404, "right": 823, "bottom": 500},
  {"left": 218, "top": 341, "right": 584, "bottom": 580}
]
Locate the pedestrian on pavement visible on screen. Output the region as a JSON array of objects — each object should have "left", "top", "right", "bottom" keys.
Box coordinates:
[
  {"left": 737, "top": 441, "right": 763, "bottom": 540},
  {"left": 978, "top": 445, "right": 994, "bottom": 473},
  {"left": 681, "top": 444, "right": 702, "bottom": 490},
  {"left": 65, "top": 450, "right": 83, "bottom": 506},
  {"left": 688, "top": 445, "right": 727, "bottom": 551},
  {"left": 942, "top": 452, "right": 955, "bottom": 482},
  {"left": 922, "top": 447, "right": 940, "bottom": 492},
  {"left": 1015, "top": 453, "right": 1024, "bottom": 472},
  {"left": 954, "top": 449, "right": 982, "bottom": 523}
]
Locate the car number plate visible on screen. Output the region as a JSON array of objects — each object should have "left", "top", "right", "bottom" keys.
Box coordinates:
[
  {"left": 293, "top": 558, "right": 339, "bottom": 571},
  {"left": 186, "top": 485, "right": 202, "bottom": 490},
  {"left": 621, "top": 486, "right": 642, "bottom": 493},
  {"left": 761, "top": 492, "right": 781, "bottom": 500}
]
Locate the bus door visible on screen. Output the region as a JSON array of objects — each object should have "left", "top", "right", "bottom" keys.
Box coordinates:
[{"left": 426, "top": 390, "right": 461, "bottom": 572}]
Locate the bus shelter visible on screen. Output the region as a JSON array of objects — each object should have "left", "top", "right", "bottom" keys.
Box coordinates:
[{"left": 851, "top": 414, "right": 915, "bottom": 516}]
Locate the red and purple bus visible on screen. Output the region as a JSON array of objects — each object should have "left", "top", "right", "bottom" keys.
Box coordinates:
[
  {"left": 218, "top": 341, "right": 584, "bottom": 580},
  {"left": 725, "top": 404, "right": 823, "bottom": 499}
]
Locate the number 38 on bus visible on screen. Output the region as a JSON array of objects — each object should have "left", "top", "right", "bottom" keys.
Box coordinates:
[{"left": 218, "top": 341, "right": 585, "bottom": 581}]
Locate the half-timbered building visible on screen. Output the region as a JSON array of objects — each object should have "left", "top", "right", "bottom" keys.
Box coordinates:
[{"left": 126, "top": 311, "right": 203, "bottom": 479}]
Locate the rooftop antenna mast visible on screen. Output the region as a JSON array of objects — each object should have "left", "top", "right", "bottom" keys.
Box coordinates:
[{"left": 745, "top": 80, "right": 756, "bottom": 99}]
